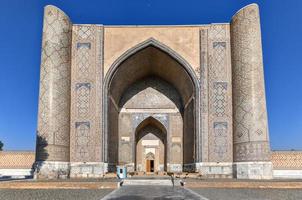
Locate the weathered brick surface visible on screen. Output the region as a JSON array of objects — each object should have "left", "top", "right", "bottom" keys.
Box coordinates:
[
  {"left": 0, "top": 151, "right": 35, "bottom": 169},
  {"left": 271, "top": 151, "right": 302, "bottom": 169}
]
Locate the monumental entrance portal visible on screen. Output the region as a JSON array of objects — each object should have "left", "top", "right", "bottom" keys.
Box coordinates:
[
  {"left": 35, "top": 4, "right": 273, "bottom": 179},
  {"left": 105, "top": 42, "right": 198, "bottom": 173}
]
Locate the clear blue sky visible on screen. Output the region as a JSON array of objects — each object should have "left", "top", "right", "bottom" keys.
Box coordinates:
[{"left": 0, "top": 0, "right": 301, "bottom": 151}]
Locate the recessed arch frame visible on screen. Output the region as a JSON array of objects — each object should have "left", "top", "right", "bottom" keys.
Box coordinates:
[
  {"left": 135, "top": 116, "right": 167, "bottom": 143},
  {"left": 134, "top": 116, "right": 167, "bottom": 172},
  {"left": 102, "top": 37, "right": 201, "bottom": 167}
]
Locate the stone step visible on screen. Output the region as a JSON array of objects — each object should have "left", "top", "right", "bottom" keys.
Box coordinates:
[{"left": 122, "top": 179, "right": 180, "bottom": 186}]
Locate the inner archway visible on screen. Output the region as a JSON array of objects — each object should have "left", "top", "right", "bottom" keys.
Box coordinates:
[
  {"left": 135, "top": 117, "right": 167, "bottom": 173},
  {"left": 104, "top": 38, "right": 199, "bottom": 172}
]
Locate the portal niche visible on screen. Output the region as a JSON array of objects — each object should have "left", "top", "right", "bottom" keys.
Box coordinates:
[
  {"left": 105, "top": 40, "right": 198, "bottom": 172},
  {"left": 135, "top": 117, "right": 167, "bottom": 173}
]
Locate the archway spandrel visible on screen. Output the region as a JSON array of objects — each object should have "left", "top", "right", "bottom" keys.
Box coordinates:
[{"left": 103, "top": 26, "right": 200, "bottom": 76}]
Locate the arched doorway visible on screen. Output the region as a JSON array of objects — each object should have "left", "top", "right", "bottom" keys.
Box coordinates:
[
  {"left": 135, "top": 117, "right": 167, "bottom": 173},
  {"left": 103, "top": 38, "right": 200, "bottom": 172}
]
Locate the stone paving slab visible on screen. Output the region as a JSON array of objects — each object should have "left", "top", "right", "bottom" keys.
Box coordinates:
[
  {"left": 185, "top": 180, "right": 302, "bottom": 189},
  {"left": 191, "top": 188, "right": 302, "bottom": 200},
  {"left": 0, "top": 188, "right": 301, "bottom": 200},
  {"left": 123, "top": 179, "right": 176, "bottom": 186},
  {"left": 0, "top": 181, "right": 117, "bottom": 189},
  {"left": 101, "top": 186, "right": 208, "bottom": 200},
  {"left": 1, "top": 179, "right": 302, "bottom": 189},
  {"left": 0, "top": 189, "right": 113, "bottom": 200}
]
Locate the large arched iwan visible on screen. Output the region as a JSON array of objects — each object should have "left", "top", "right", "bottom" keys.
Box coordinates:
[{"left": 103, "top": 38, "right": 200, "bottom": 172}]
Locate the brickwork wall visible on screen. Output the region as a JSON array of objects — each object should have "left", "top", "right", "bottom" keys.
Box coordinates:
[
  {"left": 271, "top": 151, "right": 302, "bottom": 170},
  {"left": 0, "top": 151, "right": 35, "bottom": 169},
  {"left": 2, "top": 151, "right": 302, "bottom": 171}
]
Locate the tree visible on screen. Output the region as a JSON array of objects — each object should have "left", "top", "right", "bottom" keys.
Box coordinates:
[{"left": 0, "top": 140, "right": 3, "bottom": 151}]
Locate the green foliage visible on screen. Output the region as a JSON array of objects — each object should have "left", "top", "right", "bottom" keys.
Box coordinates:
[{"left": 0, "top": 140, "right": 3, "bottom": 151}]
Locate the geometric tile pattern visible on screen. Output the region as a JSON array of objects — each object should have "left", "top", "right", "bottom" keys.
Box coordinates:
[
  {"left": 235, "top": 141, "right": 270, "bottom": 161},
  {"left": 71, "top": 26, "right": 94, "bottom": 162},
  {"left": 77, "top": 26, "right": 93, "bottom": 40},
  {"left": 132, "top": 113, "right": 169, "bottom": 132},
  {"left": 10, "top": 150, "right": 302, "bottom": 171},
  {"left": 76, "top": 83, "right": 91, "bottom": 117},
  {"left": 213, "top": 122, "right": 228, "bottom": 159},
  {"left": 212, "top": 42, "right": 227, "bottom": 78},
  {"left": 0, "top": 151, "right": 35, "bottom": 169},
  {"left": 213, "top": 82, "right": 227, "bottom": 117},
  {"left": 75, "top": 122, "right": 90, "bottom": 161},
  {"left": 199, "top": 28, "right": 209, "bottom": 162},
  {"left": 70, "top": 24, "right": 104, "bottom": 163},
  {"left": 231, "top": 4, "right": 271, "bottom": 162},
  {"left": 210, "top": 25, "right": 226, "bottom": 40},
  {"left": 36, "top": 5, "right": 272, "bottom": 174},
  {"left": 76, "top": 44, "right": 90, "bottom": 78},
  {"left": 7, "top": 150, "right": 302, "bottom": 172},
  {"left": 271, "top": 151, "right": 302, "bottom": 169},
  {"left": 36, "top": 6, "right": 72, "bottom": 162},
  {"left": 207, "top": 24, "right": 233, "bottom": 162}
]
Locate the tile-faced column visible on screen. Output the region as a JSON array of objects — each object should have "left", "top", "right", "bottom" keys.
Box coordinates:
[
  {"left": 231, "top": 4, "right": 272, "bottom": 179},
  {"left": 207, "top": 24, "right": 233, "bottom": 163},
  {"left": 35, "top": 5, "right": 72, "bottom": 178},
  {"left": 69, "top": 24, "right": 105, "bottom": 178},
  {"left": 199, "top": 28, "right": 209, "bottom": 163}
]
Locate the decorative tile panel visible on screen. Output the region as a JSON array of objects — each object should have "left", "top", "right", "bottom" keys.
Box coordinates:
[
  {"left": 35, "top": 4, "right": 274, "bottom": 179},
  {"left": 235, "top": 141, "right": 270, "bottom": 162},
  {"left": 75, "top": 122, "right": 90, "bottom": 161},
  {"left": 271, "top": 151, "right": 302, "bottom": 170},
  {"left": 70, "top": 25, "right": 104, "bottom": 162},
  {"left": 36, "top": 6, "right": 72, "bottom": 162},
  {"left": 208, "top": 24, "right": 233, "bottom": 162},
  {"left": 231, "top": 4, "right": 271, "bottom": 162},
  {"left": 213, "top": 82, "right": 227, "bottom": 117},
  {"left": 77, "top": 26, "right": 94, "bottom": 40},
  {"left": 213, "top": 122, "right": 228, "bottom": 159},
  {"left": 76, "top": 83, "right": 91, "bottom": 117},
  {"left": 200, "top": 28, "right": 209, "bottom": 162},
  {"left": 132, "top": 113, "right": 169, "bottom": 131},
  {"left": 77, "top": 42, "right": 91, "bottom": 49},
  {"left": 76, "top": 43, "right": 90, "bottom": 78}
]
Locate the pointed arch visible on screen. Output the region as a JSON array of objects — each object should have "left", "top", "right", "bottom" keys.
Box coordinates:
[
  {"left": 104, "top": 37, "right": 199, "bottom": 91},
  {"left": 102, "top": 37, "right": 201, "bottom": 166},
  {"left": 135, "top": 116, "right": 167, "bottom": 144},
  {"left": 134, "top": 116, "right": 167, "bottom": 172}
]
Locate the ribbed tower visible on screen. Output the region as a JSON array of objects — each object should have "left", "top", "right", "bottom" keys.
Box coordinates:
[
  {"left": 35, "top": 5, "right": 72, "bottom": 179},
  {"left": 231, "top": 4, "right": 272, "bottom": 179}
]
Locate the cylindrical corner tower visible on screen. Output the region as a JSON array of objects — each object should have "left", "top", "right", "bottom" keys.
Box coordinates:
[
  {"left": 35, "top": 5, "right": 72, "bottom": 178},
  {"left": 230, "top": 4, "right": 272, "bottom": 179}
]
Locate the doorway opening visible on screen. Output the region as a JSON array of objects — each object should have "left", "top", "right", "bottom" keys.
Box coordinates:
[
  {"left": 146, "top": 160, "right": 154, "bottom": 173},
  {"left": 135, "top": 117, "right": 166, "bottom": 173}
]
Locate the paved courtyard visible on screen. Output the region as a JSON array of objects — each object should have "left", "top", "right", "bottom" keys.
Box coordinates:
[
  {"left": 1, "top": 187, "right": 301, "bottom": 200},
  {"left": 192, "top": 188, "right": 302, "bottom": 200},
  {"left": 102, "top": 186, "right": 206, "bottom": 200},
  {"left": 0, "top": 189, "right": 113, "bottom": 200}
]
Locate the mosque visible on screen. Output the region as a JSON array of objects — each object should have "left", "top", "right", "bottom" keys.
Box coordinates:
[{"left": 34, "top": 4, "right": 273, "bottom": 179}]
